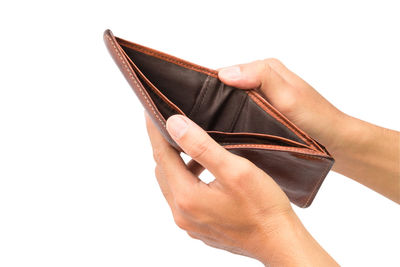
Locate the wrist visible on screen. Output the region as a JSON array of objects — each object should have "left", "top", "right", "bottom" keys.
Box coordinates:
[
  {"left": 250, "top": 209, "right": 301, "bottom": 265},
  {"left": 322, "top": 111, "right": 359, "bottom": 156},
  {"left": 327, "top": 113, "right": 371, "bottom": 159},
  {"left": 254, "top": 210, "right": 338, "bottom": 266}
]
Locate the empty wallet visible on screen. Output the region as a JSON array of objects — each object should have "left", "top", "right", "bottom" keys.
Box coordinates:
[{"left": 104, "top": 29, "right": 334, "bottom": 208}]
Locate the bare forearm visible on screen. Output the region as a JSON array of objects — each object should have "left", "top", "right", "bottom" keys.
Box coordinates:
[{"left": 329, "top": 115, "right": 400, "bottom": 203}]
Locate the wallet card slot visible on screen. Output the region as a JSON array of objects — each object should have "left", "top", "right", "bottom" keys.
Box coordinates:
[
  {"left": 120, "top": 43, "right": 207, "bottom": 116},
  {"left": 119, "top": 44, "right": 185, "bottom": 118},
  {"left": 135, "top": 73, "right": 180, "bottom": 119},
  {"left": 208, "top": 131, "right": 310, "bottom": 149}
]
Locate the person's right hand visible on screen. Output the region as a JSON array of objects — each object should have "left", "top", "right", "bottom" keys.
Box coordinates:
[{"left": 218, "top": 58, "right": 346, "bottom": 154}]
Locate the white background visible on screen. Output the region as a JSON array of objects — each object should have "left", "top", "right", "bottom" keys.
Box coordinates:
[{"left": 0, "top": 1, "right": 399, "bottom": 266}]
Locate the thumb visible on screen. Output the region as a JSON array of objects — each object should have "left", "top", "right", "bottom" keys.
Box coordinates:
[
  {"left": 166, "top": 115, "right": 241, "bottom": 179},
  {"left": 217, "top": 59, "right": 289, "bottom": 94}
]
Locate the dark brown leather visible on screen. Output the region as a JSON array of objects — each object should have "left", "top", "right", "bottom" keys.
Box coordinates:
[{"left": 104, "top": 29, "right": 334, "bottom": 208}]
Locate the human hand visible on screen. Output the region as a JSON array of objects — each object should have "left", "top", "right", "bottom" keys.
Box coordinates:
[
  {"left": 145, "top": 112, "right": 338, "bottom": 266},
  {"left": 218, "top": 59, "right": 400, "bottom": 203},
  {"left": 218, "top": 58, "right": 346, "bottom": 154}
]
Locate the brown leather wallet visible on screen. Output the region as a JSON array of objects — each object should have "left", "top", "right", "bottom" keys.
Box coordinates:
[{"left": 104, "top": 29, "right": 334, "bottom": 208}]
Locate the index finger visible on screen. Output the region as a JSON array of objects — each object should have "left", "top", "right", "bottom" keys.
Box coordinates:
[{"left": 145, "top": 112, "right": 201, "bottom": 190}]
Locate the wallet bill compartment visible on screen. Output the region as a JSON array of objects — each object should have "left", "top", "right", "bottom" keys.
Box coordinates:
[{"left": 118, "top": 41, "right": 322, "bottom": 151}]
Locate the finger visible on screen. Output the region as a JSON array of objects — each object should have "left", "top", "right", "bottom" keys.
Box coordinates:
[
  {"left": 145, "top": 112, "right": 174, "bottom": 206},
  {"left": 154, "top": 164, "right": 175, "bottom": 210},
  {"left": 165, "top": 114, "right": 243, "bottom": 180},
  {"left": 217, "top": 59, "right": 291, "bottom": 93},
  {"left": 145, "top": 112, "right": 201, "bottom": 191},
  {"left": 187, "top": 159, "right": 205, "bottom": 176}
]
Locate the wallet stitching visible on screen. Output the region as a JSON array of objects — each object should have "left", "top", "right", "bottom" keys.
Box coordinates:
[
  {"left": 223, "top": 144, "right": 328, "bottom": 156},
  {"left": 106, "top": 36, "right": 166, "bottom": 127},
  {"left": 117, "top": 39, "right": 218, "bottom": 78},
  {"left": 188, "top": 76, "right": 211, "bottom": 118}
]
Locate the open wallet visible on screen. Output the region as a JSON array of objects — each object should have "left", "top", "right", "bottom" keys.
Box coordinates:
[{"left": 104, "top": 29, "right": 334, "bottom": 208}]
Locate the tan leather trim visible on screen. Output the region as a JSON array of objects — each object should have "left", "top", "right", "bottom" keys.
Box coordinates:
[
  {"left": 223, "top": 144, "right": 329, "bottom": 157},
  {"left": 207, "top": 130, "right": 311, "bottom": 149},
  {"left": 115, "top": 37, "right": 219, "bottom": 78}
]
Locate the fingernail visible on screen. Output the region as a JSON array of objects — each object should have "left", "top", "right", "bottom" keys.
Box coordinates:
[
  {"left": 219, "top": 66, "right": 241, "bottom": 80},
  {"left": 166, "top": 115, "right": 189, "bottom": 140}
]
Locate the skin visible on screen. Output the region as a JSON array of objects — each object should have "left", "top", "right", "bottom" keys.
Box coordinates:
[{"left": 144, "top": 58, "right": 400, "bottom": 266}]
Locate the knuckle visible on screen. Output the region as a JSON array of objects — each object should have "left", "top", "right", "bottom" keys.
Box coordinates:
[
  {"left": 152, "top": 147, "right": 164, "bottom": 164},
  {"left": 261, "top": 58, "right": 285, "bottom": 77},
  {"left": 275, "top": 88, "right": 299, "bottom": 112},
  {"left": 154, "top": 165, "right": 164, "bottom": 179},
  {"left": 217, "top": 149, "right": 236, "bottom": 168},
  {"left": 154, "top": 165, "right": 161, "bottom": 175},
  {"left": 187, "top": 231, "right": 199, "bottom": 240},
  {"left": 263, "top": 57, "right": 284, "bottom": 68},
  {"left": 173, "top": 214, "right": 190, "bottom": 230},
  {"left": 175, "top": 194, "right": 195, "bottom": 213},
  {"left": 188, "top": 137, "right": 210, "bottom": 160},
  {"left": 259, "top": 59, "right": 273, "bottom": 78},
  {"left": 229, "top": 159, "right": 254, "bottom": 185}
]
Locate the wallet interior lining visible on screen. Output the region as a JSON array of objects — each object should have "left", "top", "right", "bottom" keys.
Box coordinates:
[{"left": 120, "top": 43, "right": 311, "bottom": 147}]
